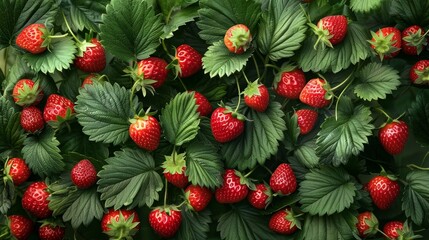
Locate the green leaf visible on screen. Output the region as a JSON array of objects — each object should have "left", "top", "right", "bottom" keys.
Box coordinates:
[
  {"left": 217, "top": 204, "right": 287, "bottom": 240},
  {"left": 283, "top": 112, "right": 300, "bottom": 151},
  {"left": 59, "top": 0, "right": 108, "bottom": 32},
  {"left": 197, "top": 0, "right": 261, "bottom": 43},
  {"left": 63, "top": 189, "right": 104, "bottom": 228},
  {"left": 177, "top": 208, "right": 211, "bottom": 240},
  {"left": 58, "top": 70, "right": 82, "bottom": 102},
  {"left": 299, "top": 166, "right": 358, "bottom": 216},
  {"left": 256, "top": 0, "right": 307, "bottom": 61},
  {"left": 0, "top": 180, "right": 14, "bottom": 214},
  {"left": 100, "top": 0, "right": 163, "bottom": 61},
  {"left": 75, "top": 82, "right": 135, "bottom": 145},
  {"left": 202, "top": 40, "right": 253, "bottom": 78},
  {"left": 316, "top": 97, "right": 374, "bottom": 166},
  {"left": 408, "top": 91, "right": 429, "bottom": 146},
  {"left": 160, "top": 92, "right": 200, "bottom": 146},
  {"left": 350, "top": 0, "right": 383, "bottom": 13},
  {"left": 186, "top": 141, "right": 224, "bottom": 188},
  {"left": 0, "top": 0, "right": 58, "bottom": 49},
  {"left": 402, "top": 170, "right": 429, "bottom": 226},
  {"left": 392, "top": 0, "right": 429, "bottom": 26},
  {"left": 222, "top": 100, "right": 286, "bottom": 171},
  {"left": 98, "top": 148, "right": 163, "bottom": 209},
  {"left": 22, "top": 36, "right": 77, "bottom": 74},
  {"left": 354, "top": 62, "right": 401, "bottom": 101},
  {"left": 162, "top": 5, "right": 199, "bottom": 39},
  {"left": 22, "top": 127, "right": 64, "bottom": 177},
  {"left": 297, "top": 22, "right": 371, "bottom": 73},
  {"left": 0, "top": 97, "right": 25, "bottom": 153},
  {"left": 294, "top": 141, "right": 319, "bottom": 169},
  {"left": 297, "top": 210, "right": 358, "bottom": 240}
]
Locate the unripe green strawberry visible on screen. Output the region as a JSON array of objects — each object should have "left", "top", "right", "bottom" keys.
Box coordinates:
[
  {"left": 20, "top": 106, "right": 44, "bottom": 133},
  {"left": 22, "top": 181, "right": 52, "bottom": 218},
  {"left": 368, "top": 175, "right": 400, "bottom": 210},
  {"left": 74, "top": 38, "right": 106, "bottom": 73},
  {"left": 149, "top": 207, "right": 182, "bottom": 238},
  {"left": 378, "top": 120, "right": 409, "bottom": 155},
  {"left": 215, "top": 169, "right": 249, "bottom": 204},
  {"left": 244, "top": 82, "right": 270, "bottom": 112},
  {"left": 295, "top": 109, "right": 318, "bottom": 135},
  {"left": 409, "top": 60, "right": 429, "bottom": 85},
  {"left": 12, "top": 79, "right": 44, "bottom": 107},
  {"left": 175, "top": 44, "right": 202, "bottom": 78},
  {"left": 224, "top": 24, "right": 252, "bottom": 54},
  {"left": 15, "top": 23, "right": 49, "bottom": 54},
  {"left": 185, "top": 185, "right": 213, "bottom": 212},
  {"left": 274, "top": 68, "right": 306, "bottom": 99},
  {"left": 247, "top": 183, "right": 272, "bottom": 209},
  {"left": 356, "top": 211, "right": 378, "bottom": 238},
  {"left": 5, "top": 157, "right": 31, "bottom": 186},
  {"left": 269, "top": 163, "right": 297, "bottom": 195},
  {"left": 299, "top": 78, "right": 331, "bottom": 108},
  {"left": 8, "top": 215, "right": 34, "bottom": 240},
  {"left": 101, "top": 208, "right": 140, "bottom": 239},
  {"left": 210, "top": 107, "right": 245, "bottom": 143},
  {"left": 71, "top": 159, "right": 97, "bottom": 189},
  {"left": 268, "top": 208, "right": 299, "bottom": 235},
  {"left": 129, "top": 115, "right": 161, "bottom": 151},
  {"left": 369, "top": 27, "right": 401, "bottom": 60}
]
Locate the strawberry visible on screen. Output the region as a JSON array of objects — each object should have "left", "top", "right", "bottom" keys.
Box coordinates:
[
  {"left": 215, "top": 169, "right": 249, "bottom": 204},
  {"left": 312, "top": 15, "right": 348, "bottom": 48},
  {"left": 299, "top": 78, "right": 331, "bottom": 108},
  {"left": 81, "top": 73, "right": 104, "bottom": 87},
  {"left": 409, "top": 60, "right": 429, "bottom": 85},
  {"left": 71, "top": 159, "right": 97, "bottom": 189},
  {"left": 210, "top": 107, "right": 245, "bottom": 143},
  {"left": 402, "top": 25, "right": 426, "bottom": 55},
  {"left": 4, "top": 157, "right": 31, "bottom": 186},
  {"left": 136, "top": 57, "right": 169, "bottom": 89},
  {"left": 22, "top": 181, "right": 52, "bottom": 218},
  {"left": 129, "top": 115, "right": 161, "bottom": 151},
  {"left": 356, "top": 211, "right": 378, "bottom": 238},
  {"left": 15, "top": 23, "right": 49, "bottom": 54},
  {"left": 43, "top": 94, "right": 75, "bottom": 123},
  {"left": 175, "top": 44, "right": 202, "bottom": 78},
  {"left": 274, "top": 68, "right": 306, "bottom": 99},
  {"left": 7, "top": 215, "right": 34, "bottom": 240},
  {"left": 369, "top": 27, "right": 401, "bottom": 60},
  {"left": 74, "top": 38, "right": 106, "bottom": 73},
  {"left": 247, "top": 183, "right": 272, "bottom": 209},
  {"left": 38, "top": 223, "right": 65, "bottom": 240},
  {"left": 224, "top": 24, "right": 252, "bottom": 54},
  {"left": 20, "top": 106, "right": 44, "bottom": 133},
  {"left": 101, "top": 208, "right": 140, "bottom": 239},
  {"left": 268, "top": 208, "right": 299, "bottom": 235},
  {"left": 12, "top": 79, "right": 43, "bottom": 106},
  {"left": 243, "top": 82, "right": 270, "bottom": 112},
  {"left": 269, "top": 163, "right": 297, "bottom": 195},
  {"left": 368, "top": 175, "right": 400, "bottom": 210},
  {"left": 185, "top": 185, "right": 213, "bottom": 212},
  {"left": 383, "top": 221, "right": 403, "bottom": 239},
  {"left": 295, "top": 109, "right": 318, "bottom": 135},
  {"left": 190, "top": 91, "right": 212, "bottom": 117},
  {"left": 149, "top": 207, "right": 182, "bottom": 238},
  {"left": 378, "top": 120, "right": 409, "bottom": 155},
  {"left": 162, "top": 151, "right": 189, "bottom": 188}
]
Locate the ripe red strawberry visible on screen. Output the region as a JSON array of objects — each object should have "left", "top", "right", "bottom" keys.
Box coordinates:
[
  {"left": 274, "top": 68, "right": 306, "bottom": 99},
  {"left": 210, "top": 107, "right": 245, "bottom": 143},
  {"left": 22, "top": 181, "right": 52, "bottom": 218},
  {"left": 12, "top": 79, "right": 44, "bottom": 106},
  {"left": 356, "top": 211, "right": 378, "bottom": 238},
  {"left": 15, "top": 23, "right": 49, "bottom": 54},
  {"left": 269, "top": 163, "right": 297, "bottom": 195},
  {"left": 136, "top": 57, "right": 169, "bottom": 88},
  {"left": 162, "top": 152, "right": 189, "bottom": 188},
  {"left": 175, "top": 44, "right": 202, "bottom": 78},
  {"left": 149, "top": 207, "right": 182, "bottom": 238},
  {"left": 295, "top": 109, "right": 318, "bottom": 135},
  {"left": 247, "top": 183, "right": 272, "bottom": 209},
  {"left": 39, "top": 223, "right": 65, "bottom": 240},
  {"left": 5, "top": 157, "right": 31, "bottom": 186},
  {"left": 312, "top": 15, "right": 348, "bottom": 48},
  {"left": 268, "top": 208, "right": 299, "bottom": 235},
  {"left": 244, "top": 82, "right": 270, "bottom": 112},
  {"left": 369, "top": 27, "right": 401, "bottom": 60},
  {"left": 71, "top": 159, "right": 97, "bottom": 189},
  {"left": 215, "top": 169, "right": 249, "bottom": 204},
  {"left": 20, "top": 106, "right": 44, "bottom": 133},
  {"left": 378, "top": 120, "right": 409, "bottom": 155},
  {"left": 8, "top": 215, "right": 34, "bottom": 240},
  {"left": 383, "top": 221, "right": 403, "bottom": 239},
  {"left": 224, "top": 24, "right": 252, "bottom": 54},
  {"left": 185, "top": 185, "right": 213, "bottom": 212},
  {"left": 43, "top": 94, "right": 75, "bottom": 123},
  {"left": 409, "top": 60, "right": 429, "bottom": 85},
  {"left": 101, "top": 208, "right": 140, "bottom": 239},
  {"left": 299, "top": 78, "right": 331, "bottom": 108},
  {"left": 81, "top": 73, "right": 104, "bottom": 87},
  {"left": 129, "top": 115, "right": 161, "bottom": 151},
  {"left": 402, "top": 25, "right": 426, "bottom": 55},
  {"left": 368, "top": 175, "right": 400, "bottom": 210},
  {"left": 191, "top": 91, "right": 213, "bottom": 117},
  {"left": 74, "top": 38, "right": 106, "bottom": 73}
]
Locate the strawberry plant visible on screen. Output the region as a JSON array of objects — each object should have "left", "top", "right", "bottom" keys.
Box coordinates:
[{"left": 1, "top": 0, "right": 429, "bottom": 239}]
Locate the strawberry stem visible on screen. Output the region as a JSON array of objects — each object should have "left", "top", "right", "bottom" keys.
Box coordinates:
[
  {"left": 164, "top": 177, "right": 168, "bottom": 208},
  {"left": 234, "top": 76, "right": 242, "bottom": 113},
  {"left": 376, "top": 228, "right": 391, "bottom": 239},
  {"left": 260, "top": 164, "right": 273, "bottom": 175},
  {"left": 241, "top": 70, "right": 250, "bottom": 84},
  {"left": 407, "top": 164, "right": 429, "bottom": 171},
  {"left": 177, "top": 77, "right": 188, "bottom": 91},
  {"left": 251, "top": 55, "right": 261, "bottom": 80},
  {"left": 62, "top": 12, "right": 81, "bottom": 44},
  {"left": 334, "top": 79, "right": 353, "bottom": 120},
  {"left": 243, "top": 167, "right": 257, "bottom": 178},
  {"left": 420, "top": 151, "right": 429, "bottom": 166},
  {"left": 374, "top": 108, "right": 393, "bottom": 122},
  {"left": 264, "top": 63, "right": 280, "bottom": 71}
]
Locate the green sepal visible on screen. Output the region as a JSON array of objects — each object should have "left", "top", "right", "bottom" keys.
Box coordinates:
[
  {"left": 234, "top": 170, "right": 256, "bottom": 191},
  {"left": 402, "top": 28, "right": 426, "bottom": 55},
  {"left": 227, "top": 27, "right": 252, "bottom": 53},
  {"left": 284, "top": 208, "right": 302, "bottom": 230},
  {"left": 124, "top": 66, "right": 157, "bottom": 97},
  {"left": 368, "top": 30, "right": 400, "bottom": 60},
  {"left": 308, "top": 22, "right": 333, "bottom": 50},
  {"left": 243, "top": 81, "right": 262, "bottom": 98},
  {"left": 104, "top": 211, "right": 140, "bottom": 240},
  {"left": 362, "top": 212, "right": 378, "bottom": 237},
  {"left": 162, "top": 151, "right": 187, "bottom": 174},
  {"left": 13, "top": 80, "right": 42, "bottom": 106}
]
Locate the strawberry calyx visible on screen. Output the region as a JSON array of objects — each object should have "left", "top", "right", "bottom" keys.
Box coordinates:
[
  {"left": 104, "top": 211, "right": 140, "bottom": 240},
  {"left": 222, "top": 105, "right": 247, "bottom": 122},
  {"left": 166, "top": 57, "right": 181, "bottom": 79},
  {"left": 284, "top": 208, "right": 302, "bottom": 230},
  {"left": 152, "top": 205, "right": 180, "bottom": 216},
  {"left": 126, "top": 66, "right": 158, "bottom": 97},
  {"left": 395, "top": 220, "right": 423, "bottom": 240},
  {"left": 13, "top": 80, "right": 43, "bottom": 106},
  {"left": 362, "top": 212, "right": 379, "bottom": 237},
  {"left": 162, "top": 151, "right": 187, "bottom": 175},
  {"left": 234, "top": 170, "right": 256, "bottom": 191},
  {"left": 227, "top": 26, "right": 252, "bottom": 53},
  {"left": 402, "top": 28, "right": 428, "bottom": 55},
  {"left": 414, "top": 67, "right": 429, "bottom": 84},
  {"left": 47, "top": 107, "right": 75, "bottom": 129},
  {"left": 379, "top": 165, "right": 398, "bottom": 181},
  {"left": 309, "top": 22, "right": 334, "bottom": 49},
  {"left": 369, "top": 31, "right": 401, "bottom": 60},
  {"left": 243, "top": 81, "right": 263, "bottom": 98}
]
